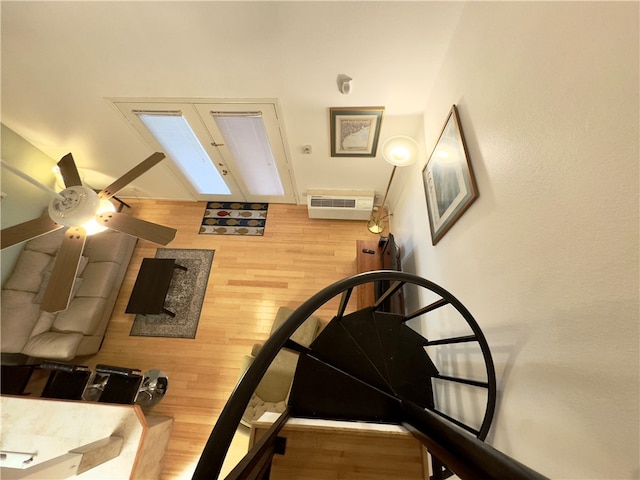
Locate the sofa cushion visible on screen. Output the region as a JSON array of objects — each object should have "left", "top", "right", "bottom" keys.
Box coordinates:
[
  {"left": 42, "top": 254, "right": 89, "bottom": 277},
  {"left": 242, "top": 394, "right": 287, "bottom": 426},
  {"left": 32, "top": 255, "right": 88, "bottom": 304},
  {"left": 76, "top": 262, "right": 120, "bottom": 298},
  {"left": 0, "top": 290, "right": 42, "bottom": 352},
  {"left": 33, "top": 276, "right": 83, "bottom": 304},
  {"left": 31, "top": 312, "right": 57, "bottom": 337},
  {"left": 22, "top": 331, "right": 83, "bottom": 361},
  {"left": 53, "top": 297, "right": 107, "bottom": 335},
  {"left": 24, "top": 228, "right": 65, "bottom": 255},
  {"left": 83, "top": 230, "right": 133, "bottom": 263},
  {"left": 4, "top": 250, "right": 52, "bottom": 292}
]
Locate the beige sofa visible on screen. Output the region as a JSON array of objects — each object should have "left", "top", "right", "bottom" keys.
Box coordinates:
[
  {"left": 240, "top": 306, "right": 322, "bottom": 426},
  {"left": 1, "top": 228, "right": 136, "bottom": 361}
]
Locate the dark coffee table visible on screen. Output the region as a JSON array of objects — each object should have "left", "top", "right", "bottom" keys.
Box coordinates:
[{"left": 125, "top": 258, "right": 187, "bottom": 317}]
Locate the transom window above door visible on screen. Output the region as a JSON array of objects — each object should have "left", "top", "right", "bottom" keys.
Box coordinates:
[{"left": 110, "top": 98, "right": 297, "bottom": 204}]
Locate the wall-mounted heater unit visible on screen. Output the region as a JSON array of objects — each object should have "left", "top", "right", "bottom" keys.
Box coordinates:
[{"left": 307, "top": 191, "right": 374, "bottom": 220}]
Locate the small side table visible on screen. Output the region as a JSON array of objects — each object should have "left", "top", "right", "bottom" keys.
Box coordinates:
[
  {"left": 355, "top": 240, "right": 383, "bottom": 309},
  {"left": 125, "top": 258, "right": 187, "bottom": 317},
  {"left": 135, "top": 370, "right": 169, "bottom": 410}
]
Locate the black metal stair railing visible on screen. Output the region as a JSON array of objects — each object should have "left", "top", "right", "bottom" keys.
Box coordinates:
[
  {"left": 224, "top": 407, "right": 291, "bottom": 480},
  {"left": 192, "top": 271, "right": 549, "bottom": 480},
  {"left": 401, "top": 401, "right": 547, "bottom": 480}
]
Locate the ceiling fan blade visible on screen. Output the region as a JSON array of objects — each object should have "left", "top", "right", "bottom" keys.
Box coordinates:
[
  {"left": 57, "top": 153, "right": 83, "bottom": 187},
  {"left": 98, "top": 152, "right": 165, "bottom": 200},
  {"left": 1, "top": 215, "right": 63, "bottom": 249},
  {"left": 96, "top": 212, "right": 176, "bottom": 245},
  {"left": 40, "top": 227, "right": 87, "bottom": 313}
]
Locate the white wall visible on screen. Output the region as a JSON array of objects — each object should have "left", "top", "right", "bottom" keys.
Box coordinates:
[
  {"left": 391, "top": 3, "right": 639, "bottom": 479},
  {"left": 1, "top": 124, "right": 57, "bottom": 284}
]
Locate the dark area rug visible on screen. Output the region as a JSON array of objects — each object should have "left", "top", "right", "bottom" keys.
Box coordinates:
[
  {"left": 199, "top": 202, "right": 268, "bottom": 236},
  {"left": 129, "top": 248, "right": 214, "bottom": 338}
]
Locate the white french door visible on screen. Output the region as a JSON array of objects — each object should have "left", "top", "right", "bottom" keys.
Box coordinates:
[{"left": 112, "top": 99, "right": 297, "bottom": 204}]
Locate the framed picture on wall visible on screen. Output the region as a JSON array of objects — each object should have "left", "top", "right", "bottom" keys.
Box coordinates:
[
  {"left": 423, "top": 105, "right": 478, "bottom": 245},
  {"left": 330, "top": 107, "right": 384, "bottom": 157}
]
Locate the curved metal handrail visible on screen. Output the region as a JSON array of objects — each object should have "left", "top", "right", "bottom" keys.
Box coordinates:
[{"left": 193, "top": 270, "right": 500, "bottom": 479}]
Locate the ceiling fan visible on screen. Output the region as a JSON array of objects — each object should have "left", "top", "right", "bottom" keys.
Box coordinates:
[{"left": 1, "top": 152, "right": 177, "bottom": 313}]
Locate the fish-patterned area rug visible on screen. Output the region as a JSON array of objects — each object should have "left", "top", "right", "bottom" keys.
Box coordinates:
[{"left": 199, "top": 202, "right": 268, "bottom": 236}]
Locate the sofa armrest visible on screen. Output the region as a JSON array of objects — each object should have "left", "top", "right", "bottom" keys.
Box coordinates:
[
  {"left": 271, "top": 307, "right": 321, "bottom": 347},
  {"left": 250, "top": 343, "right": 263, "bottom": 357},
  {"left": 21, "top": 332, "right": 83, "bottom": 361},
  {"left": 239, "top": 355, "right": 254, "bottom": 380}
]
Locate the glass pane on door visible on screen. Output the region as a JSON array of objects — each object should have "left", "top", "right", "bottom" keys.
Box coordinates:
[
  {"left": 137, "top": 112, "right": 231, "bottom": 195},
  {"left": 211, "top": 112, "right": 284, "bottom": 196},
  {"left": 195, "top": 102, "right": 297, "bottom": 204}
]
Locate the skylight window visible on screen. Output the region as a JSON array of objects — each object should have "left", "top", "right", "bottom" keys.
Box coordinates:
[
  {"left": 211, "top": 112, "right": 284, "bottom": 196},
  {"left": 136, "top": 111, "right": 231, "bottom": 195}
]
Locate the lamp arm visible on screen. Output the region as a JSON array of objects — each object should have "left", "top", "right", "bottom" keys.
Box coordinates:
[
  {"left": 378, "top": 165, "right": 397, "bottom": 211},
  {"left": 368, "top": 166, "right": 397, "bottom": 235}
]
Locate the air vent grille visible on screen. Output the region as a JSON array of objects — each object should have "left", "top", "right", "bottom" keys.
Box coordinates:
[
  {"left": 310, "top": 197, "right": 357, "bottom": 208},
  {"left": 306, "top": 192, "right": 373, "bottom": 220}
]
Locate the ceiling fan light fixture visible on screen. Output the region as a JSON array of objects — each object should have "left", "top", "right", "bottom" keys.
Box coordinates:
[
  {"left": 81, "top": 198, "right": 117, "bottom": 235},
  {"left": 48, "top": 185, "right": 101, "bottom": 228}
]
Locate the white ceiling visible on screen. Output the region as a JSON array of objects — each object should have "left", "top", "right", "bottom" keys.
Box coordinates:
[{"left": 1, "top": 1, "right": 464, "bottom": 203}]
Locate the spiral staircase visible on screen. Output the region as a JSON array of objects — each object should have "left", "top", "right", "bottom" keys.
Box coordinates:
[{"left": 192, "top": 271, "right": 547, "bottom": 480}]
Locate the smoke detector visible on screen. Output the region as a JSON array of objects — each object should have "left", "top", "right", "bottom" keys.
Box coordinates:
[{"left": 337, "top": 74, "right": 353, "bottom": 95}]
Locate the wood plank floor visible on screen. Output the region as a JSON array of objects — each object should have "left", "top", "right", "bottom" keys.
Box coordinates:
[{"left": 84, "top": 199, "right": 381, "bottom": 479}]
